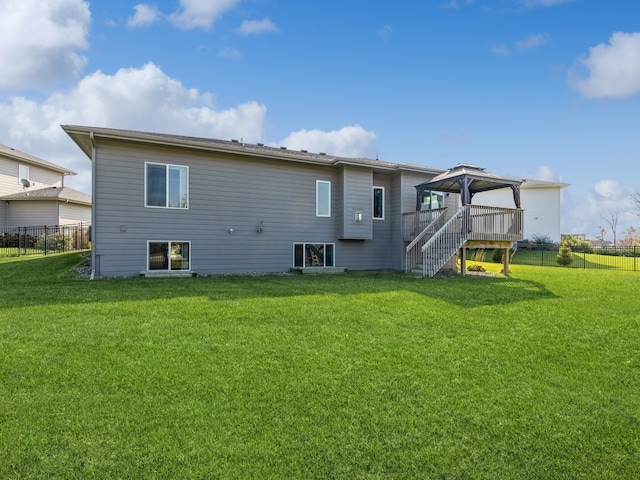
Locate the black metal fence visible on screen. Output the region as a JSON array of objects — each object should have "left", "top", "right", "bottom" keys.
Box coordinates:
[
  {"left": 0, "top": 223, "right": 91, "bottom": 258},
  {"left": 481, "top": 244, "right": 640, "bottom": 272}
]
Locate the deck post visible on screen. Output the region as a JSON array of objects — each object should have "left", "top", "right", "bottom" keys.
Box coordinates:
[
  {"left": 502, "top": 247, "right": 510, "bottom": 275},
  {"left": 461, "top": 247, "right": 466, "bottom": 276}
]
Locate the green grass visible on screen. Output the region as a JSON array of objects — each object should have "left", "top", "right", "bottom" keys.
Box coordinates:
[{"left": 1, "top": 253, "right": 639, "bottom": 479}]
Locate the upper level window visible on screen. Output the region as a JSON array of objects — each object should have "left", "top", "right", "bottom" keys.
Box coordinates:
[
  {"left": 18, "top": 165, "right": 29, "bottom": 185},
  {"left": 146, "top": 163, "right": 188, "bottom": 209},
  {"left": 373, "top": 186, "right": 385, "bottom": 220},
  {"left": 316, "top": 180, "right": 331, "bottom": 217}
]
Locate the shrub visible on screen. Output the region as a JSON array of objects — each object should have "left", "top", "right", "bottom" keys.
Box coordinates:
[
  {"left": 491, "top": 248, "right": 503, "bottom": 263},
  {"left": 470, "top": 249, "right": 486, "bottom": 262},
  {"left": 35, "top": 232, "right": 72, "bottom": 252},
  {"left": 556, "top": 242, "right": 573, "bottom": 266},
  {"left": 467, "top": 263, "right": 486, "bottom": 272}
]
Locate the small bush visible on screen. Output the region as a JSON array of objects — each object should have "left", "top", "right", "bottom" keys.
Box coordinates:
[
  {"left": 491, "top": 248, "right": 503, "bottom": 263},
  {"left": 35, "top": 233, "right": 73, "bottom": 252},
  {"left": 467, "top": 263, "right": 486, "bottom": 272},
  {"left": 556, "top": 242, "right": 573, "bottom": 266}
]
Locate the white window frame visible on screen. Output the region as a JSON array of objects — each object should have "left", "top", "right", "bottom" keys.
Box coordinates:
[
  {"left": 145, "top": 162, "right": 189, "bottom": 209},
  {"left": 18, "top": 165, "right": 29, "bottom": 185},
  {"left": 147, "top": 240, "right": 191, "bottom": 271},
  {"left": 373, "top": 186, "right": 385, "bottom": 220},
  {"left": 293, "top": 243, "right": 335, "bottom": 268},
  {"left": 316, "top": 180, "right": 331, "bottom": 217}
]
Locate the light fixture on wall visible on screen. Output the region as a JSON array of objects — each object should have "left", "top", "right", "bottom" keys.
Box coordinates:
[
  {"left": 228, "top": 227, "right": 234, "bottom": 234},
  {"left": 355, "top": 211, "right": 363, "bottom": 222}
]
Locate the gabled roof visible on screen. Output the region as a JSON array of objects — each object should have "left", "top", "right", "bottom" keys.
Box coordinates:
[
  {"left": 0, "top": 186, "right": 91, "bottom": 206},
  {"left": 61, "top": 125, "right": 444, "bottom": 176},
  {"left": 0, "top": 143, "right": 76, "bottom": 176}
]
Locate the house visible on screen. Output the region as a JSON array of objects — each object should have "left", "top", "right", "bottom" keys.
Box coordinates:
[
  {"left": 63, "top": 125, "right": 526, "bottom": 278},
  {"left": 0, "top": 143, "right": 91, "bottom": 229},
  {"left": 473, "top": 179, "right": 569, "bottom": 243}
]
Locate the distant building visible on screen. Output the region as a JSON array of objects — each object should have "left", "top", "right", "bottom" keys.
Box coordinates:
[
  {"left": 0, "top": 144, "right": 91, "bottom": 228},
  {"left": 474, "top": 179, "right": 569, "bottom": 243}
]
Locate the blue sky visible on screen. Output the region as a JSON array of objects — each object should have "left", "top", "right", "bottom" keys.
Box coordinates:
[{"left": 1, "top": 0, "right": 639, "bottom": 240}]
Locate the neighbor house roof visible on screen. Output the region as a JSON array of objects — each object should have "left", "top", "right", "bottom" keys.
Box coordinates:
[
  {"left": 0, "top": 143, "right": 76, "bottom": 176},
  {"left": 61, "top": 125, "right": 444, "bottom": 176},
  {"left": 521, "top": 179, "right": 571, "bottom": 189},
  {"left": 0, "top": 186, "right": 91, "bottom": 206}
]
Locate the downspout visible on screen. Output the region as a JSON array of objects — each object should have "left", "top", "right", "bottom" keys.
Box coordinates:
[{"left": 90, "top": 131, "right": 97, "bottom": 280}]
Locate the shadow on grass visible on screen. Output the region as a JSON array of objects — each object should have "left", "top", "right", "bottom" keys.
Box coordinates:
[{"left": 0, "top": 253, "right": 556, "bottom": 310}]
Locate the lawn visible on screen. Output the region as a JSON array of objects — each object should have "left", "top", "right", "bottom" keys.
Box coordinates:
[{"left": 1, "top": 253, "right": 639, "bottom": 479}]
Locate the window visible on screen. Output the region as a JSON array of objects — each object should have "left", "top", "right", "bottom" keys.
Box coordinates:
[
  {"left": 293, "top": 243, "right": 335, "bottom": 268},
  {"left": 18, "top": 165, "right": 29, "bottom": 185},
  {"left": 316, "top": 180, "right": 331, "bottom": 217},
  {"left": 373, "top": 186, "right": 385, "bottom": 220},
  {"left": 148, "top": 241, "right": 190, "bottom": 271},
  {"left": 145, "top": 163, "right": 188, "bottom": 208},
  {"left": 421, "top": 190, "right": 445, "bottom": 211}
]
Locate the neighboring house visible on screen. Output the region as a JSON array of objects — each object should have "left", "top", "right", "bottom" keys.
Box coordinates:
[
  {"left": 63, "top": 125, "right": 528, "bottom": 278},
  {"left": 474, "top": 179, "right": 569, "bottom": 243},
  {"left": 0, "top": 144, "right": 91, "bottom": 228}
]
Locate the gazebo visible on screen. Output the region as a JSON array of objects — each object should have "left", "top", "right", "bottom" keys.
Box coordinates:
[{"left": 411, "top": 163, "right": 523, "bottom": 276}]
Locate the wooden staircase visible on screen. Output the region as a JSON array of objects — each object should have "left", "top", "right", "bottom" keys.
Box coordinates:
[{"left": 405, "top": 205, "right": 523, "bottom": 277}]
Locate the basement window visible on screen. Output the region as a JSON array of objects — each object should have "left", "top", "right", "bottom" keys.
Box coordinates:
[
  {"left": 293, "top": 243, "right": 335, "bottom": 268},
  {"left": 148, "top": 241, "right": 190, "bottom": 271}
]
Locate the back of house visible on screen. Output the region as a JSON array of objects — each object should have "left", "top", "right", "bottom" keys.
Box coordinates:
[{"left": 63, "top": 125, "right": 451, "bottom": 277}]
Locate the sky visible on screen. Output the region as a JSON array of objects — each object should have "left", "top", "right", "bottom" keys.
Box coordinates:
[{"left": 1, "top": 0, "right": 639, "bottom": 241}]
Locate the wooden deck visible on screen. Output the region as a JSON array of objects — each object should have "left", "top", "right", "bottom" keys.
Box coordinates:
[{"left": 404, "top": 205, "right": 524, "bottom": 276}]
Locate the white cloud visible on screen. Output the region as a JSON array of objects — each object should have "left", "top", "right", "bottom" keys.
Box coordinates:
[
  {"left": 522, "top": 0, "right": 574, "bottom": 6},
  {"left": 440, "top": 0, "right": 475, "bottom": 9},
  {"left": 0, "top": 0, "right": 91, "bottom": 91},
  {"left": 516, "top": 33, "right": 549, "bottom": 51},
  {"left": 490, "top": 44, "right": 511, "bottom": 57},
  {"left": 279, "top": 126, "right": 377, "bottom": 158},
  {"left": 0, "top": 63, "right": 267, "bottom": 192},
  {"left": 377, "top": 25, "right": 393, "bottom": 41},
  {"left": 218, "top": 47, "right": 243, "bottom": 60},
  {"left": 568, "top": 32, "right": 640, "bottom": 99},
  {"left": 128, "top": 4, "right": 161, "bottom": 28},
  {"left": 237, "top": 18, "right": 279, "bottom": 36},
  {"left": 491, "top": 33, "right": 549, "bottom": 56},
  {"left": 169, "top": 0, "right": 240, "bottom": 30}
]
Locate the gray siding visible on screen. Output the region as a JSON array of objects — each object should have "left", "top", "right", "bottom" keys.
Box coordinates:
[
  {"left": 339, "top": 166, "right": 373, "bottom": 240},
  {"left": 91, "top": 140, "right": 445, "bottom": 277}
]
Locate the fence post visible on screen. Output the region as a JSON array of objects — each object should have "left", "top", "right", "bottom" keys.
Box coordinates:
[{"left": 44, "top": 226, "right": 48, "bottom": 256}]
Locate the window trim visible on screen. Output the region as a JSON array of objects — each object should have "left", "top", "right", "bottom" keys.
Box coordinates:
[
  {"left": 316, "top": 180, "right": 331, "bottom": 217},
  {"left": 373, "top": 186, "right": 385, "bottom": 220},
  {"left": 144, "top": 162, "right": 189, "bottom": 209},
  {"left": 147, "top": 240, "right": 191, "bottom": 272},
  {"left": 18, "top": 165, "right": 29, "bottom": 185},
  {"left": 293, "top": 242, "right": 335, "bottom": 268}
]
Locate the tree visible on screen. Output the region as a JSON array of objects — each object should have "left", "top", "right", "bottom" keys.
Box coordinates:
[
  {"left": 556, "top": 241, "right": 573, "bottom": 266},
  {"left": 621, "top": 226, "right": 640, "bottom": 247},
  {"left": 595, "top": 225, "right": 607, "bottom": 245},
  {"left": 600, "top": 207, "right": 619, "bottom": 246},
  {"left": 631, "top": 192, "right": 640, "bottom": 216}
]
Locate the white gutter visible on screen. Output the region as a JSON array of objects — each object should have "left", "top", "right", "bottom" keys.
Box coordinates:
[{"left": 90, "top": 131, "right": 96, "bottom": 280}]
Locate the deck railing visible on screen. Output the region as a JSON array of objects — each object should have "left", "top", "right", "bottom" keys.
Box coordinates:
[
  {"left": 405, "top": 209, "right": 448, "bottom": 273},
  {"left": 402, "top": 208, "right": 447, "bottom": 241},
  {"left": 404, "top": 205, "right": 523, "bottom": 276}
]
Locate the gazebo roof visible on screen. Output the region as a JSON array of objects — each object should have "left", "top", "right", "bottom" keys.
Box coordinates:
[
  {"left": 416, "top": 163, "right": 522, "bottom": 194},
  {"left": 415, "top": 163, "right": 523, "bottom": 207}
]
